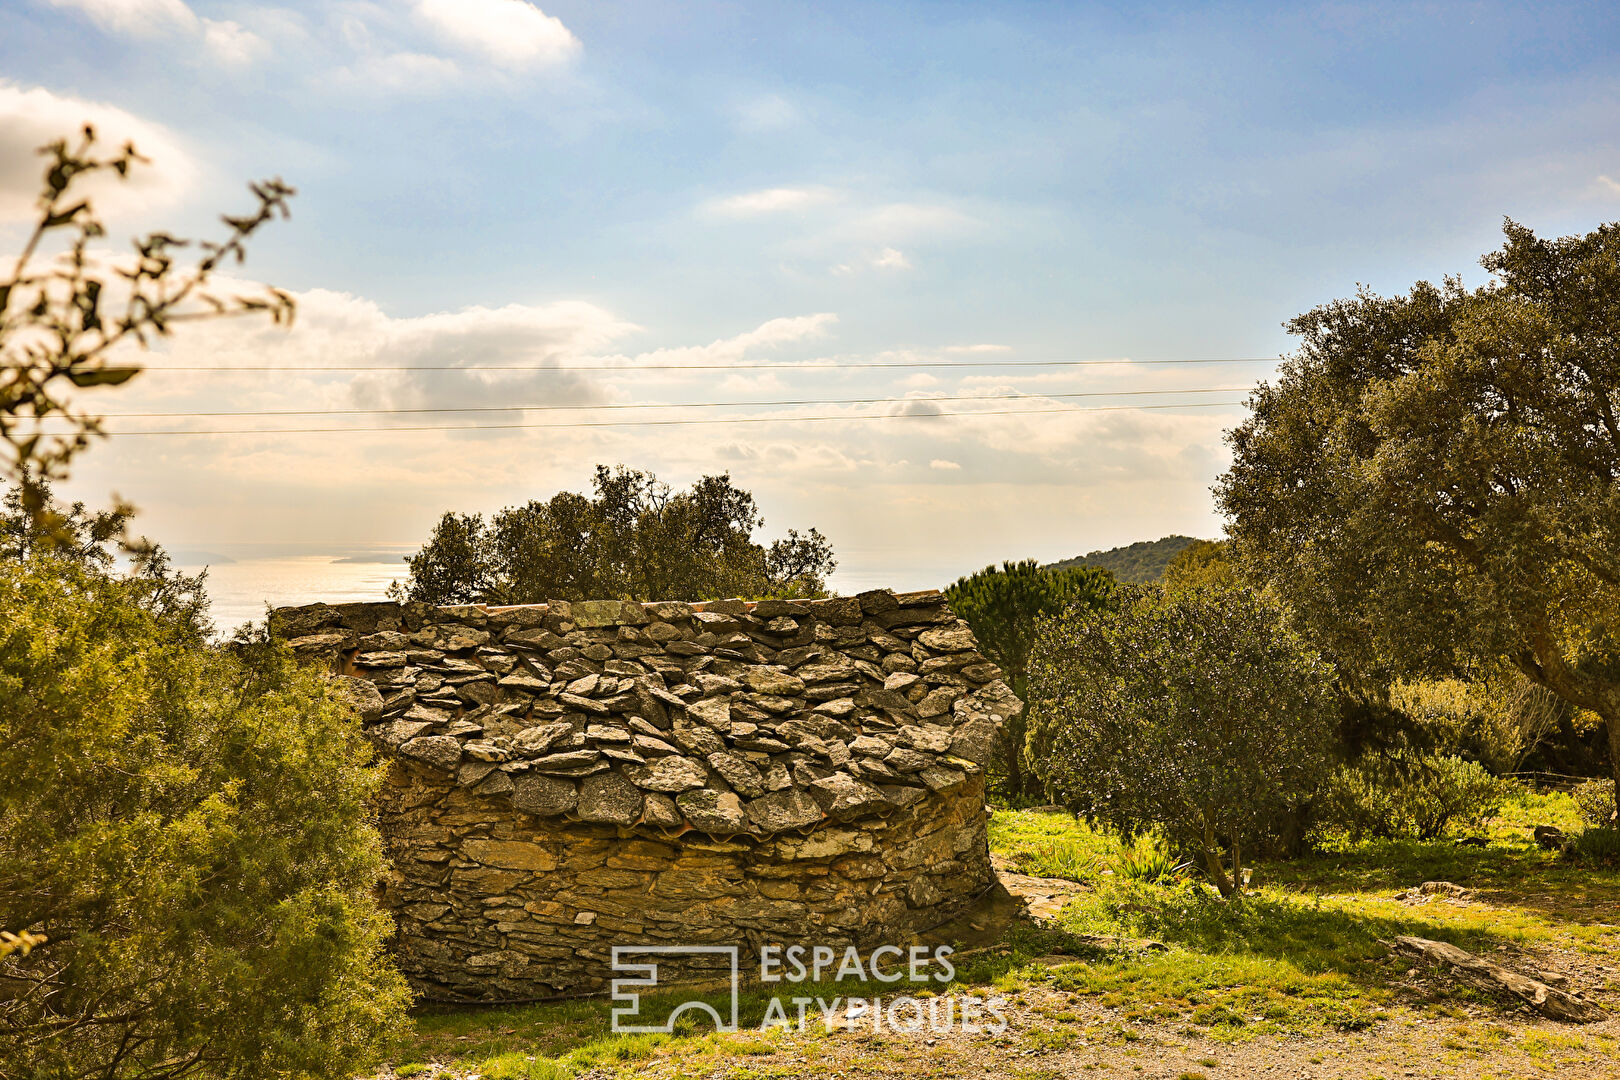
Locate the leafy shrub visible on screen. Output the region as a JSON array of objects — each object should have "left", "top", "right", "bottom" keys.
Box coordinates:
[
  {"left": 1317, "top": 754, "right": 1505, "bottom": 841},
  {"left": 1028, "top": 584, "right": 1337, "bottom": 896},
  {"left": 1571, "top": 779, "right": 1617, "bottom": 829},
  {"left": 0, "top": 556, "right": 409, "bottom": 1078},
  {"left": 1568, "top": 827, "right": 1620, "bottom": 863}
]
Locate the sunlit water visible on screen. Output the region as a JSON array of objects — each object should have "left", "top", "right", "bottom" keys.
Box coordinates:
[{"left": 181, "top": 556, "right": 405, "bottom": 634}]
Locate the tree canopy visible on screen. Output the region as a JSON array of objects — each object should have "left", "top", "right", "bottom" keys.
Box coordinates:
[
  {"left": 393, "top": 465, "right": 836, "bottom": 604},
  {"left": 1027, "top": 585, "right": 1337, "bottom": 895},
  {"left": 945, "top": 559, "right": 1116, "bottom": 800},
  {"left": 1217, "top": 220, "right": 1620, "bottom": 818}
]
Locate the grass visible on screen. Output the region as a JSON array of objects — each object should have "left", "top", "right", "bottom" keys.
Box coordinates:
[{"left": 372, "top": 787, "right": 1620, "bottom": 1077}]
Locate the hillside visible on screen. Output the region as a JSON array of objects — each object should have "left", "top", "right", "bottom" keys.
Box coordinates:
[{"left": 1045, "top": 534, "right": 1203, "bottom": 583}]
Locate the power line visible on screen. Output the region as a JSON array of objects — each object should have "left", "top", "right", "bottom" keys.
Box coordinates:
[
  {"left": 133, "top": 357, "right": 1282, "bottom": 373},
  {"left": 98, "top": 399, "right": 1249, "bottom": 437},
  {"left": 79, "top": 386, "right": 1253, "bottom": 419}
]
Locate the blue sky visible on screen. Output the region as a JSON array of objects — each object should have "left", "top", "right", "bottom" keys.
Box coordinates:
[{"left": 5, "top": 0, "right": 1620, "bottom": 594}]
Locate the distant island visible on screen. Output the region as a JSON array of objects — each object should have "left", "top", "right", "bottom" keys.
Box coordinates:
[{"left": 1045, "top": 535, "right": 1204, "bottom": 583}]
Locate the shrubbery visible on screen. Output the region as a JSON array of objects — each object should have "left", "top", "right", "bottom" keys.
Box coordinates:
[
  {"left": 1315, "top": 753, "right": 1504, "bottom": 841},
  {"left": 1572, "top": 778, "right": 1618, "bottom": 830},
  {"left": 1028, "top": 584, "right": 1337, "bottom": 896},
  {"left": 0, "top": 555, "right": 409, "bottom": 1078}
]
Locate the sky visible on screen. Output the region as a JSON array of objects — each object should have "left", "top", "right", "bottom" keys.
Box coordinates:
[{"left": 5, "top": 0, "right": 1620, "bottom": 595}]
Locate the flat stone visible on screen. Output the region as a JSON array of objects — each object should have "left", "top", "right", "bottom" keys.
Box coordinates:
[
  {"left": 899, "top": 725, "right": 953, "bottom": 753},
  {"left": 883, "top": 671, "right": 920, "bottom": 692},
  {"left": 400, "top": 735, "right": 462, "bottom": 771},
  {"left": 813, "top": 697, "right": 857, "bottom": 718},
  {"left": 513, "top": 721, "right": 574, "bottom": 754},
  {"left": 918, "top": 765, "right": 967, "bottom": 791},
  {"left": 498, "top": 672, "right": 550, "bottom": 694},
  {"left": 685, "top": 696, "right": 731, "bottom": 728},
  {"left": 625, "top": 756, "right": 709, "bottom": 792},
  {"left": 884, "top": 746, "right": 933, "bottom": 773},
  {"left": 333, "top": 676, "right": 385, "bottom": 723},
  {"left": 671, "top": 716, "right": 725, "bottom": 756},
  {"left": 556, "top": 693, "right": 610, "bottom": 717},
  {"left": 807, "top": 773, "right": 887, "bottom": 819},
  {"left": 706, "top": 751, "right": 767, "bottom": 798},
  {"left": 642, "top": 791, "right": 683, "bottom": 827},
  {"left": 511, "top": 773, "right": 578, "bottom": 816},
  {"left": 462, "top": 838, "right": 557, "bottom": 872},
  {"left": 528, "top": 749, "right": 605, "bottom": 775},
  {"left": 743, "top": 668, "right": 805, "bottom": 696},
  {"left": 915, "top": 687, "right": 961, "bottom": 718},
  {"left": 577, "top": 771, "right": 643, "bottom": 825},
  {"left": 745, "top": 789, "right": 825, "bottom": 832},
  {"left": 676, "top": 789, "right": 749, "bottom": 833},
  {"left": 918, "top": 625, "right": 976, "bottom": 652}
]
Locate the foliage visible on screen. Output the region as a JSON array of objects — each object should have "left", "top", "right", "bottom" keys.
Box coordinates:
[
  {"left": 2, "top": 480, "right": 213, "bottom": 638},
  {"left": 1568, "top": 826, "right": 1620, "bottom": 863},
  {"left": 1315, "top": 753, "right": 1506, "bottom": 842},
  {"left": 1115, "top": 834, "right": 1181, "bottom": 884},
  {"left": 1161, "top": 538, "right": 1235, "bottom": 591},
  {"left": 1027, "top": 584, "right": 1338, "bottom": 896},
  {"left": 0, "top": 554, "right": 409, "bottom": 1078},
  {"left": 944, "top": 559, "right": 1116, "bottom": 799},
  {"left": 1045, "top": 534, "right": 1201, "bottom": 583},
  {"left": 392, "top": 465, "right": 835, "bottom": 604},
  {"left": 1217, "top": 220, "right": 1620, "bottom": 825},
  {"left": 1572, "top": 779, "right": 1618, "bottom": 829},
  {"left": 1, "top": 126, "right": 293, "bottom": 534},
  {"left": 1383, "top": 674, "right": 1567, "bottom": 776}
]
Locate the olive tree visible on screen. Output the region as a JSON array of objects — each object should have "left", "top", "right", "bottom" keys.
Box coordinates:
[
  {"left": 394, "top": 465, "right": 836, "bottom": 604},
  {"left": 945, "top": 559, "right": 1116, "bottom": 800},
  {"left": 1027, "top": 585, "right": 1337, "bottom": 896},
  {"left": 1217, "top": 221, "right": 1620, "bottom": 821}
]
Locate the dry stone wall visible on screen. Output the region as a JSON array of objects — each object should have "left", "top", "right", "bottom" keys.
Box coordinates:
[{"left": 272, "top": 590, "right": 1020, "bottom": 999}]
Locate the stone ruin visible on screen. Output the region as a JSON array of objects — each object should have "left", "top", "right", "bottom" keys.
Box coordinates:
[{"left": 271, "top": 590, "right": 1020, "bottom": 1001}]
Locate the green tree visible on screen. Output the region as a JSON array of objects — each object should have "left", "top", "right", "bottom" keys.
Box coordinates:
[
  {"left": 1216, "top": 221, "right": 1620, "bottom": 821},
  {"left": 1027, "top": 585, "right": 1337, "bottom": 896},
  {"left": 394, "top": 464, "right": 836, "bottom": 604},
  {"left": 944, "top": 559, "right": 1116, "bottom": 800},
  {"left": 0, "top": 555, "right": 409, "bottom": 1078},
  {"left": 1162, "top": 538, "right": 1234, "bottom": 591}
]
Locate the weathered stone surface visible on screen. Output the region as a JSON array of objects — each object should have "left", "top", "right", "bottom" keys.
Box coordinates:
[
  {"left": 529, "top": 750, "right": 605, "bottom": 775},
  {"left": 745, "top": 789, "right": 824, "bottom": 831},
  {"left": 684, "top": 696, "right": 731, "bottom": 728},
  {"left": 625, "top": 756, "right": 709, "bottom": 792},
  {"left": 334, "top": 675, "right": 385, "bottom": 723},
  {"left": 578, "top": 771, "right": 643, "bottom": 825},
  {"left": 676, "top": 789, "right": 748, "bottom": 832},
  {"left": 511, "top": 773, "right": 578, "bottom": 816},
  {"left": 918, "top": 624, "right": 976, "bottom": 652},
  {"left": 463, "top": 838, "right": 558, "bottom": 871},
  {"left": 742, "top": 668, "right": 806, "bottom": 696},
  {"left": 401, "top": 735, "right": 463, "bottom": 771},
  {"left": 807, "top": 773, "right": 887, "bottom": 818},
  {"left": 706, "top": 751, "right": 767, "bottom": 798}
]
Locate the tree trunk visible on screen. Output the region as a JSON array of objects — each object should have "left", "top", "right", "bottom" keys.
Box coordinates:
[
  {"left": 1607, "top": 706, "right": 1620, "bottom": 826},
  {"left": 1202, "top": 817, "right": 1236, "bottom": 897}
]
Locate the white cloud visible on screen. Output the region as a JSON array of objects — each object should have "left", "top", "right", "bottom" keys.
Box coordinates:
[
  {"left": 0, "top": 83, "right": 194, "bottom": 223},
  {"left": 47, "top": 0, "right": 267, "bottom": 64},
  {"left": 706, "top": 186, "right": 835, "bottom": 217},
  {"left": 1596, "top": 175, "right": 1620, "bottom": 196},
  {"left": 872, "top": 247, "right": 911, "bottom": 270},
  {"left": 414, "top": 0, "right": 580, "bottom": 69},
  {"left": 929, "top": 459, "right": 961, "bottom": 470},
  {"left": 945, "top": 343, "right": 1012, "bottom": 354},
  {"left": 201, "top": 18, "right": 269, "bottom": 66}
]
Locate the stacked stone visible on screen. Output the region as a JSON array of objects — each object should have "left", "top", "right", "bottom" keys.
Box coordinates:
[
  {"left": 274, "top": 590, "right": 1020, "bottom": 840},
  {"left": 271, "top": 591, "right": 1020, "bottom": 999}
]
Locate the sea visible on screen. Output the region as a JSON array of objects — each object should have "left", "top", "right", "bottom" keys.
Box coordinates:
[{"left": 178, "top": 554, "right": 408, "bottom": 634}]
